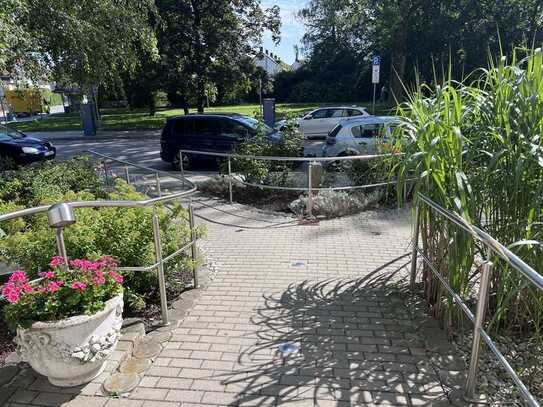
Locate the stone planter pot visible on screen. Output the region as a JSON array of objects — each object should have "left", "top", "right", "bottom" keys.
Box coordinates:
[{"left": 15, "top": 294, "right": 123, "bottom": 387}]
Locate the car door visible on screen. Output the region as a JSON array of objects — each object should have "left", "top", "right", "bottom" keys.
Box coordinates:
[
  {"left": 300, "top": 108, "right": 330, "bottom": 138},
  {"left": 193, "top": 117, "right": 222, "bottom": 152},
  {"left": 350, "top": 123, "right": 382, "bottom": 154},
  {"left": 324, "top": 109, "right": 348, "bottom": 134},
  {"left": 216, "top": 118, "right": 251, "bottom": 152}
]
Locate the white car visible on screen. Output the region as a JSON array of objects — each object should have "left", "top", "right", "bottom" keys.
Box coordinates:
[
  {"left": 322, "top": 116, "right": 401, "bottom": 158},
  {"left": 276, "top": 106, "right": 371, "bottom": 139}
]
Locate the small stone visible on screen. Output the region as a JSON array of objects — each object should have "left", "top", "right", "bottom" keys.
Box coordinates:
[
  {"left": 102, "top": 372, "right": 139, "bottom": 395},
  {"left": 4, "top": 352, "right": 21, "bottom": 365},
  {"left": 119, "top": 357, "right": 151, "bottom": 374},
  {"left": 133, "top": 339, "right": 162, "bottom": 359},
  {"left": 72, "top": 351, "right": 86, "bottom": 359}
]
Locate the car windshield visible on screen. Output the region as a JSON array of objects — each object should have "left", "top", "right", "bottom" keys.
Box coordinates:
[
  {"left": 235, "top": 117, "right": 274, "bottom": 136},
  {"left": 0, "top": 125, "right": 24, "bottom": 141}
]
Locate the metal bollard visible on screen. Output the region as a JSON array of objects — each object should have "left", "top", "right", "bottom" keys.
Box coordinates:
[
  {"left": 410, "top": 204, "right": 421, "bottom": 291},
  {"left": 188, "top": 199, "right": 199, "bottom": 288},
  {"left": 465, "top": 252, "right": 492, "bottom": 398},
  {"left": 227, "top": 157, "right": 233, "bottom": 204},
  {"left": 155, "top": 173, "right": 162, "bottom": 197},
  {"left": 152, "top": 207, "right": 169, "bottom": 326},
  {"left": 307, "top": 162, "right": 313, "bottom": 218}
]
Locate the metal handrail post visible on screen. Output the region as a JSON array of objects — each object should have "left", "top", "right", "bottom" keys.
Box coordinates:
[
  {"left": 307, "top": 162, "right": 313, "bottom": 218},
  {"left": 179, "top": 151, "right": 185, "bottom": 187},
  {"left": 410, "top": 204, "right": 421, "bottom": 291},
  {"left": 54, "top": 227, "right": 69, "bottom": 267},
  {"left": 188, "top": 199, "right": 199, "bottom": 288},
  {"left": 124, "top": 166, "right": 130, "bottom": 184},
  {"left": 103, "top": 159, "right": 110, "bottom": 187},
  {"left": 227, "top": 157, "right": 233, "bottom": 204},
  {"left": 155, "top": 173, "right": 162, "bottom": 197},
  {"left": 152, "top": 207, "right": 169, "bottom": 326},
  {"left": 465, "top": 252, "right": 493, "bottom": 398}
]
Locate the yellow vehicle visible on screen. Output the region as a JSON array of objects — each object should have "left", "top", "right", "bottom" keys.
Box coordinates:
[{"left": 4, "top": 88, "right": 47, "bottom": 116}]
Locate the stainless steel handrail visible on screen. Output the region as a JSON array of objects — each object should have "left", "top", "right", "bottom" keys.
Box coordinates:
[
  {"left": 179, "top": 148, "right": 393, "bottom": 162},
  {"left": 0, "top": 151, "right": 199, "bottom": 326},
  {"left": 410, "top": 193, "right": 541, "bottom": 406}
]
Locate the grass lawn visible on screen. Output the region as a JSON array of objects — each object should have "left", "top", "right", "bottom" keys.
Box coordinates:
[{"left": 11, "top": 102, "right": 391, "bottom": 133}]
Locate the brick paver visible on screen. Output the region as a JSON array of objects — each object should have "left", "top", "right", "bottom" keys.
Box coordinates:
[{"left": 1, "top": 198, "right": 454, "bottom": 406}]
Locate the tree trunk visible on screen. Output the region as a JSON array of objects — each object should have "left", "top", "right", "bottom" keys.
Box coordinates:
[
  {"left": 190, "top": 0, "right": 205, "bottom": 113},
  {"left": 388, "top": 19, "right": 408, "bottom": 105},
  {"left": 196, "top": 78, "right": 205, "bottom": 113},
  {"left": 148, "top": 91, "right": 156, "bottom": 116}
]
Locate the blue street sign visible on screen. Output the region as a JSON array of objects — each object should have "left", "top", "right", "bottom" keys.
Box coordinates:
[{"left": 373, "top": 56, "right": 380, "bottom": 66}]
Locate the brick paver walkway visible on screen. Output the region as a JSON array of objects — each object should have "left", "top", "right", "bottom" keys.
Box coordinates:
[{"left": 1, "top": 199, "right": 456, "bottom": 406}]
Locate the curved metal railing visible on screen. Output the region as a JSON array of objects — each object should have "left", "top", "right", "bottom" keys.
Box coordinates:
[
  {"left": 178, "top": 149, "right": 399, "bottom": 217},
  {"left": 0, "top": 151, "right": 199, "bottom": 326},
  {"left": 410, "top": 193, "right": 542, "bottom": 406}
]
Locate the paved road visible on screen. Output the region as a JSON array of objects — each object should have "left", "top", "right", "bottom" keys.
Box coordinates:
[
  {"left": 53, "top": 138, "right": 172, "bottom": 171},
  {"left": 50, "top": 137, "right": 325, "bottom": 170}
]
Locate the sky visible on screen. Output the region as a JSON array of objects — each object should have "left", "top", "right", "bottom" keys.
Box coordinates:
[{"left": 261, "top": 0, "right": 309, "bottom": 65}]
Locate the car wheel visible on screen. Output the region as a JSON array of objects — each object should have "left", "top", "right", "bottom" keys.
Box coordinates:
[{"left": 172, "top": 152, "right": 192, "bottom": 171}]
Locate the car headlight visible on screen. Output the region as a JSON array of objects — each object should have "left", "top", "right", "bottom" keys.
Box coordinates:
[{"left": 22, "top": 147, "right": 40, "bottom": 154}]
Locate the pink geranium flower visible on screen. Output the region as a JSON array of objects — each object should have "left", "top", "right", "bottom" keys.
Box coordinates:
[
  {"left": 109, "top": 271, "right": 124, "bottom": 284},
  {"left": 92, "top": 271, "right": 106, "bottom": 286},
  {"left": 70, "top": 259, "right": 101, "bottom": 272},
  {"left": 49, "top": 256, "right": 65, "bottom": 267},
  {"left": 39, "top": 271, "right": 55, "bottom": 279},
  {"left": 71, "top": 281, "right": 87, "bottom": 291},
  {"left": 9, "top": 271, "right": 28, "bottom": 284},
  {"left": 47, "top": 281, "right": 63, "bottom": 293},
  {"left": 2, "top": 283, "right": 20, "bottom": 303}
]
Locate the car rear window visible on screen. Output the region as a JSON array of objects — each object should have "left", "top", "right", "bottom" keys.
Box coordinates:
[{"left": 352, "top": 124, "right": 382, "bottom": 138}]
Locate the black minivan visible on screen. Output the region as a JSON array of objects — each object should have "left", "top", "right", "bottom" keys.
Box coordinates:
[{"left": 160, "top": 113, "right": 279, "bottom": 169}]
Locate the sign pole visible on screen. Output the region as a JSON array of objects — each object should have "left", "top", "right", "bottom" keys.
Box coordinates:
[
  {"left": 371, "top": 55, "right": 380, "bottom": 115},
  {"left": 372, "top": 83, "right": 376, "bottom": 114}
]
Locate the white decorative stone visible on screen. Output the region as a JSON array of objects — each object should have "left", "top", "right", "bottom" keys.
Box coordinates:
[{"left": 15, "top": 294, "right": 123, "bottom": 387}]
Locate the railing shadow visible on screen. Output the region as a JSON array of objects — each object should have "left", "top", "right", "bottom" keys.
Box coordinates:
[{"left": 214, "top": 256, "right": 449, "bottom": 406}]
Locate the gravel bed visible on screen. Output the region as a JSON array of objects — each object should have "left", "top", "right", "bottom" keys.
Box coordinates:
[{"left": 452, "top": 332, "right": 543, "bottom": 404}]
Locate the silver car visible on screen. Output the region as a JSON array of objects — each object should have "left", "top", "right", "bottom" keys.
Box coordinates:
[
  {"left": 322, "top": 116, "right": 401, "bottom": 158},
  {"left": 276, "top": 106, "right": 371, "bottom": 139}
]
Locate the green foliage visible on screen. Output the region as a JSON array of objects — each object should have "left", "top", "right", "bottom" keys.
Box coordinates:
[
  {"left": 2, "top": 257, "right": 123, "bottom": 330},
  {"left": 0, "top": 157, "right": 195, "bottom": 312},
  {"left": 393, "top": 48, "right": 543, "bottom": 335},
  {"left": 292, "top": 0, "right": 543, "bottom": 104},
  {"left": 230, "top": 118, "right": 304, "bottom": 183},
  {"left": 0, "top": 156, "right": 103, "bottom": 207}
]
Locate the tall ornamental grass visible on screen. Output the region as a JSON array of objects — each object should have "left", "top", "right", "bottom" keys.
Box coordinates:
[{"left": 394, "top": 49, "right": 543, "bottom": 335}]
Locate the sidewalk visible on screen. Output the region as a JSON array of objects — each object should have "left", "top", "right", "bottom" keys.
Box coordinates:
[{"left": 0, "top": 201, "right": 462, "bottom": 406}]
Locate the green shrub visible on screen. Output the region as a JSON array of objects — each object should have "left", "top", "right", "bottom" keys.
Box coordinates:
[
  {"left": 230, "top": 117, "right": 304, "bottom": 183},
  {"left": 0, "top": 156, "right": 104, "bottom": 207},
  {"left": 0, "top": 157, "right": 198, "bottom": 312}
]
